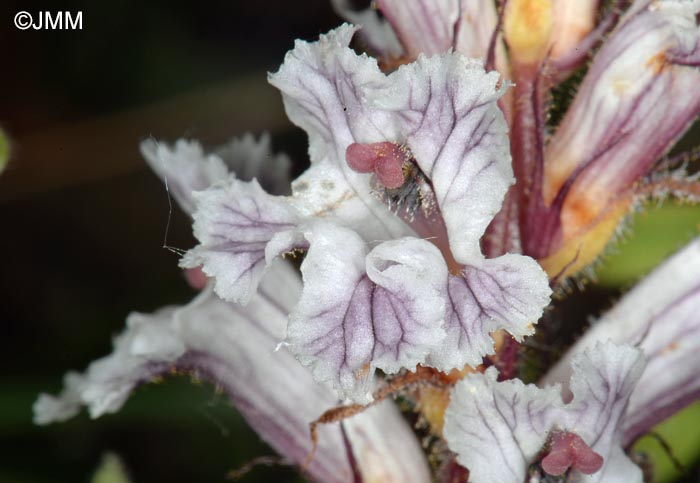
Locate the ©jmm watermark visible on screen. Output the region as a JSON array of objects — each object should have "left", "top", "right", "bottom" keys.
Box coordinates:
[{"left": 14, "top": 11, "right": 83, "bottom": 30}]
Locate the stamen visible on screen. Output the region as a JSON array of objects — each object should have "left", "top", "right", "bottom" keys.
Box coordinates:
[
  {"left": 345, "top": 141, "right": 406, "bottom": 189},
  {"left": 541, "top": 431, "right": 604, "bottom": 476},
  {"left": 378, "top": 164, "right": 436, "bottom": 223},
  {"left": 347, "top": 141, "right": 462, "bottom": 273}
]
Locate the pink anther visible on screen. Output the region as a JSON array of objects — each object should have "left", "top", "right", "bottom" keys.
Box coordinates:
[
  {"left": 541, "top": 431, "right": 604, "bottom": 476},
  {"left": 345, "top": 142, "right": 406, "bottom": 189}
]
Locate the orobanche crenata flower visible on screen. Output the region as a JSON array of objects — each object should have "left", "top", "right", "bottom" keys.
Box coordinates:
[
  {"left": 33, "top": 0, "right": 700, "bottom": 482},
  {"left": 35, "top": 135, "right": 432, "bottom": 483},
  {"left": 179, "top": 24, "right": 551, "bottom": 403},
  {"left": 445, "top": 239, "right": 700, "bottom": 483}
]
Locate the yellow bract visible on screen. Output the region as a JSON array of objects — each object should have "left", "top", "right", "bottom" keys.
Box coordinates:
[{"left": 539, "top": 201, "right": 630, "bottom": 279}]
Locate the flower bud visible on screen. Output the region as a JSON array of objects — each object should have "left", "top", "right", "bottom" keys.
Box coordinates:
[
  {"left": 540, "top": 0, "right": 700, "bottom": 276},
  {"left": 549, "top": 0, "right": 600, "bottom": 60},
  {"left": 504, "top": 0, "right": 554, "bottom": 64},
  {"left": 543, "top": 239, "right": 700, "bottom": 445}
]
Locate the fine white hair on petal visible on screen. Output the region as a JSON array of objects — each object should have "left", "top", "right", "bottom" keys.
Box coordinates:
[
  {"left": 287, "top": 223, "right": 447, "bottom": 403},
  {"left": 181, "top": 176, "right": 300, "bottom": 305},
  {"left": 371, "top": 52, "right": 513, "bottom": 264},
  {"left": 34, "top": 262, "right": 432, "bottom": 483},
  {"left": 428, "top": 254, "right": 551, "bottom": 371},
  {"left": 444, "top": 342, "right": 645, "bottom": 483}
]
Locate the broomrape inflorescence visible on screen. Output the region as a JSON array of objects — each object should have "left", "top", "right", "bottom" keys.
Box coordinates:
[{"left": 32, "top": 1, "right": 700, "bottom": 482}]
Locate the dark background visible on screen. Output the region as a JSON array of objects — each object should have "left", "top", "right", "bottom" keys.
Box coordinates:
[
  {"left": 1, "top": 1, "right": 338, "bottom": 482},
  {"left": 1, "top": 1, "right": 699, "bottom": 482}
]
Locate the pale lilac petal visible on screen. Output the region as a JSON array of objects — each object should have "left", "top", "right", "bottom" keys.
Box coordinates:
[
  {"left": 288, "top": 223, "right": 447, "bottom": 403},
  {"left": 181, "top": 177, "right": 300, "bottom": 304},
  {"left": 373, "top": 0, "right": 509, "bottom": 83},
  {"left": 373, "top": 53, "right": 513, "bottom": 263},
  {"left": 34, "top": 372, "right": 89, "bottom": 424},
  {"left": 34, "top": 263, "right": 431, "bottom": 483},
  {"left": 454, "top": 0, "right": 502, "bottom": 61},
  {"left": 288, "top": 161, "right": 410, "bottom": 242},
  {"left": 444, "top": 342, "right": 645, "bottom": 483},
  {"left": 330, "top": 0, "right": 404, "bottom": 57},
  {"left": 543, "top": 239, "right": 700, "bottom": 445},
  {"left": 214, "top": 132, "right": 292, "bottom": 195},
  {"left": 428, "top": 254, "right": 551, "bottom": 371},
  {"left": 344, "top": 403, "right": 432, "bottom": 483},
  {"left": 34, "top": 304, "right": 186, "bottom": 422},
  {"left": 562, "top": 343, "right": 646, "bottom": 483},
  {"left": 140, "top": 134, "right": 292, "bottom": 217},
  {"left": 375, "top": 0, "right": 460, "bottom": 57},
  {"left": 140, "top": 139, "right": 228, "bottom": 216},
  {"left": 444, "top": 366, "right": 561, "bottom": 483},
  {"left": 268, "top": 24, "right": 410, "bottom": 242}
]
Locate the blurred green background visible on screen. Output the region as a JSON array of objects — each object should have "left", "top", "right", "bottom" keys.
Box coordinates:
[{"left": 1, "top": 1, "right": 699, "bottom": 482}]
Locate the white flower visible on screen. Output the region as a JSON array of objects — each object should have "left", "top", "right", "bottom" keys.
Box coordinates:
[
  {"left": 34, "top": 135, "right": 431, "bottom": 483},
  {"left": 444, "top": 237, "right": 700, "bottom": 482},
  {"left": 182, "top": 24, "right": 551, "bottom": 403},
  {"left": 444, "top": 341, "right": 646, "bottom": 483},
  {"left": 543, "top": 237, "right": 700, "bottom": 445}
]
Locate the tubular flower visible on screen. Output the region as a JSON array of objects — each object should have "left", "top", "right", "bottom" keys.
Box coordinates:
[
  {"left": 34, "top": 135, "right": 431, "bottom": 483},
  {"left": 444, "top": 342, "right": 646, "bottom": 483},
  {"left": 543, "top": 238, "right": 700, "bottom": 446},
  {"left": 441, "top": 239, "right": 700, "bottom": 482},
  {"left": 34, "top": 269, "right": 431, "bottom": 483},
  {"left": 331, "top": 0, "right": 509, "bottom": 77},
  {"left": 334, "top": 1, "right": 700, "bottom": 279},
  {"left": 521, "top": 0, "right": 700, "bottom": 276},
  {"left": 181, "top": 24, "right": 551, "bottom": 403},
  {"left": 31, "top": 2, "right": 700, "bottom": 482}
]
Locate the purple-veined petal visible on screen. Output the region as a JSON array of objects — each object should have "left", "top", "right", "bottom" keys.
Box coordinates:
[
  {"left": 140, "top": 139, "right": 228, "bottom": 216},
  {"left": 372, "top": 53, "right": 513, "bottom": 263},
  {"left": 34, "top": 262, "right": 431, "bottom": 483},
  {"left": 375, "top": 0, "right": 460, "bottom": 58},
  {"left": 330, "top": 0, "right": 404, "bottom": 57},
  {"left": 368, "top": 0, "right": 508, "bottom": 81},
  {"left": 444, "top": 366, "right": 561, "bottom": 483},
  {"left": 544, "top": 0, "right": 700, "bottom": 237},
  {"left": 140, "top": 133, "right": 292, "bottom": 217},
  {"left": 444, "top": 342, "right": 645, "bottom": 483},
  {"left": 268, "top": 24, "right": 411, "bottom": 242},
  {"left": 337, "top": 0, "right": 502, "bottom": 63},
  {"left": 287, "top": 223, "right": 447, "bottom": 403},
  {"left": 180, "top": 176, "right": 300, "bottom": 305},
  {"left": 428, "top": 254, "right": 551, "bottom": 371},
  {"left": 543, "top": 238, "right": 700, "bottom": 445}
]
